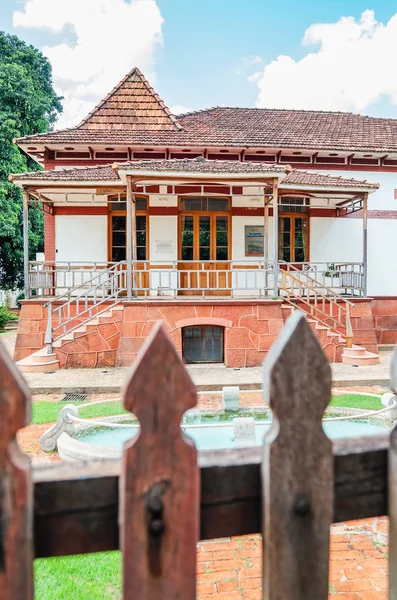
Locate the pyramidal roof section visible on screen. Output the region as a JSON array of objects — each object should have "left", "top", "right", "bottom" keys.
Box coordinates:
[{"left": 77, "top": 67, "right": 183, "bottom": 131}]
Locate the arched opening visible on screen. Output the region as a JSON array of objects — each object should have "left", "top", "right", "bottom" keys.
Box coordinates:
[{"left": 182, "top": 325, "right": 224, "bottom": 363}]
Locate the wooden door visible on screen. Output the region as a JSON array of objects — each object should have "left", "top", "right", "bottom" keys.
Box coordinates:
[
  {"left": 278, "top": 214, "right": 309, "bottom": 266},
  {"left": 108, "top": 196, "right": 149, "bottom": 294},
  {"left": 178, "top": 197, "right": 230, "bottom": 296}
]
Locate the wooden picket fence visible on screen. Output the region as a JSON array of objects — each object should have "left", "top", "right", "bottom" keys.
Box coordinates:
[{"left": 0, "top": 310, "right": 396, "bottom": 599}]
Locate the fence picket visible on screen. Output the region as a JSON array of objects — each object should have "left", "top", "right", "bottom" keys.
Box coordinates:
[
  {"left": 120, "top": 323, "right": 199, "bottom": 600},
  {"left": 262, "top": 311, "right": 333, "bottom": 600},
  {"left": 0, "top": 342, "right": 33, "bottom": 599},
  {"left": 389, "top": 347, "right": 397, "bottom": 599}
]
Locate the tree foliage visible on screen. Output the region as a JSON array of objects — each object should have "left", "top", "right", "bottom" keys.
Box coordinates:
[{"left": 0, "top": 32, "right": 62, "bottom": 290}]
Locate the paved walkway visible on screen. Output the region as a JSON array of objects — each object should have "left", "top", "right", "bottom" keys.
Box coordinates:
[{"left": 20, "top": 351, "right": 393, "bottom": 394}]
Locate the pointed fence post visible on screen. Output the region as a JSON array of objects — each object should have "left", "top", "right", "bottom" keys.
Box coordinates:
[
  {"left": 388, "top": 347, "right": 397, "bottom": 598},
  {"left": 262, "top": 311, "right": 333, "bottom": 600},
  {"left": 0, "top": 341, "right": 33, "bottom": 598},
  {"left": 120, "top": 323, "right": 199, "bottom": 600}
]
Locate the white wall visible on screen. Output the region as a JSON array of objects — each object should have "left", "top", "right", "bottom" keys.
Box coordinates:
[
  {"left": 310, "top": 218, "right": 362, "bottom": 263},
  {"left": 149, "top": 216, "right": 177, "bottom": 261},
  {"left": 367, "top": 219, "right": 397, "bottom": 296},
  {"left": 55, "top": 215, "right": 107, "bottom": 262}
]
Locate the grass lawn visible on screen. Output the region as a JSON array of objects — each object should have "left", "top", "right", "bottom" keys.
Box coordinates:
[
  {"left": 31, "top": 393, "right": 382, "bottom": 426},
  {"left": 329, "top": 393, "right": 382, "bottom": 411},
  {"left": 35, "top": 552, "right": 121, "bottom": 600},
  {"left": 31, "top": 400, "right": 127, "bottom": 424}
]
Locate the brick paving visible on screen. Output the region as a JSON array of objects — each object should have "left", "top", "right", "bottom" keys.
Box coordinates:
[{"left": 17, "top": 388, "right": 389, "bottom": 595}]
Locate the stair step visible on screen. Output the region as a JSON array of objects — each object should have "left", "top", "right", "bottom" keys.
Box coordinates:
[
  {"left": 343, "top": 345, "right": 367, "bottom": 357},
  {"left": 30, "top": 350, "right": 58, "bottom": 363},
  {"left": 341, "top": 351, "right": 380, "bottom": 366},
  {"left": 73, "top": 326, "right": 87, "bottom": 334},
  {"left": 17, "top": 348, "right": 60, "bottom": 372},
  {"left": 18, "top": 360, "right": 60, "bottom": 373}
]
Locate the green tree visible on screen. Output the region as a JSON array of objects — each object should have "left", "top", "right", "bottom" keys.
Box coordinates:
[{"left": 0, "top": 32, "right": 62, "bottom": 290}]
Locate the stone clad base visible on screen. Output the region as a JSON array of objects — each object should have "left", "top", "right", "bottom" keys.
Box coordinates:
[
  {"left": 13, "top": 297, "right": 387, "bottom": 369},
  {"left": 116, "top": 300, "right": 285, "bottom": 368}
]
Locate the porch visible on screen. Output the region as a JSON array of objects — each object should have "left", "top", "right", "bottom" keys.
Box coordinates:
[
  {"left": 10, "top": 158, "right": 379, "bottom": 368},
  {"left": 27, "top": 259, "right": 365, "bottom": 299}
]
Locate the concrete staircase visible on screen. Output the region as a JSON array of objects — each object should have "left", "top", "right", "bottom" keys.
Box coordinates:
[
  {"left": 281, "top": 304, "right": 380, "bottom": 364},
  {"left": 17, "top": 304, "right": 123, "bottom": 371}
]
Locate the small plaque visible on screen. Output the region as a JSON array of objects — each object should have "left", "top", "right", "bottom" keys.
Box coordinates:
[{"left": 156, "top": 240, "right": 172, "bottom": 254}]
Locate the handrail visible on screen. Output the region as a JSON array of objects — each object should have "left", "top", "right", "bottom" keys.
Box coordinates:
[
  {"left": 43, "top": 262, "right": 126, "bottom": 307},
  {"left": 44, "top": 264, "right": 127, "bottom": 353},
  {"left": 279, "top": 265, "right": 355, "bottom": 339},
  {"left": 279, "top": 261, "right": 355, "bottom": 306}
]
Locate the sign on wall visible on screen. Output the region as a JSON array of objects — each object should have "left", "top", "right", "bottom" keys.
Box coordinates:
[
  {"left": 245, "top": 226, "right": 264, "bottom": 256},
  {"left": 156, "top": 240, "right": 172, "bottom": 254}
]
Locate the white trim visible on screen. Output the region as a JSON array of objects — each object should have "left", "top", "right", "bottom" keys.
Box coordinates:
[{"left": 280, "top": 183, "right": 377, "bottom": 194}]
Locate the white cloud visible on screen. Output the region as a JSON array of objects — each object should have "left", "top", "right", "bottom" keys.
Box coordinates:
[
  {"left": 13, "top": 0, "right": 164, "bottom": 128},
  {"left": 170, "top": 105, "right": 193, "bottom": 115},
  {"left": 235, "top": 55, "right": 263, "bottom": 75},
  {"left": 252, "top": 10, "right": 397, "bottom": 112}
]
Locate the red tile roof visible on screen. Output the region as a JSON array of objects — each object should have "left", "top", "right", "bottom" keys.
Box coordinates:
[
  {"left": 10, "top": 159, "right": 379, "bottom": 190},
  {"left": 283, "top": 169, "right": 379, "bottom": 189},
  {"left": 115, "top": 158, "right": 286, "bottom": 175},
  {"left": 9, "top": 164, "right": 119, "bottom": 182},
  {"left": 77, "top": 67, "right": 182, "bottom": 131},
  {"left": 15, "top": 107, "right": 397, "bottom": 152}
]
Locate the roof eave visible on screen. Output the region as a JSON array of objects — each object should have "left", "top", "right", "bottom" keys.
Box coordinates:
[{"left": 280, "top": 183, "right": 379, "bottom": 194}]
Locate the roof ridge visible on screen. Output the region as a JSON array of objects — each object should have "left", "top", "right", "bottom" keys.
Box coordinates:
[{"left": 76, "top": 67, "right": 183, "bottom": 131}]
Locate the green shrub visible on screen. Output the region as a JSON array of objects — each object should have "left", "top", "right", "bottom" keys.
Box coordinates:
[{"left": 0, "top": 306, "right": 19, "bottom": 331}]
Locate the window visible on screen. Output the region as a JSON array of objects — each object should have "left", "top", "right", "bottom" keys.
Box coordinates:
[
  {"left": 182, "top": 326, "right": 224, "bottom": 363},
  {"left": 108, "top": 195, "right": 148, "bottom": 262},
  {"left": 279, "top": 197, "right": 309, "bottom": 214},
  {"left": 180, "top": 197, "right": 229, "bottom": 212}
]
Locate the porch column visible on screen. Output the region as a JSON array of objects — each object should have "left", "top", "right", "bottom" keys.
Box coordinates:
[
  {"left": 126, "top": 175, "right": 137, "bottom": 299},
  {"left": 272, "top": 180, "right": 279, "bottom": 296},
  {"left": 264, "top": 189, "right": 269, "bottom": 295},
  {"left": 126, "top": 176, "right": 133, "bottom": 298},
  {"left": 363, "top": 192, "right": 368, "bottom": 297},
  {"left": 22, "top": 189, "right": 29, "bottom": 299}
]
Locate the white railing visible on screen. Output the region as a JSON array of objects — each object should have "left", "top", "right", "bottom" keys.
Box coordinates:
[
  {"left": 28, "top": 260, "right": 364, "bottom": 299},
  {"left": 44, "top": 263, "right": 127, "bottom": 351},
  {"left": 277, "top": 262, "right": 364, "bottom": 297}
]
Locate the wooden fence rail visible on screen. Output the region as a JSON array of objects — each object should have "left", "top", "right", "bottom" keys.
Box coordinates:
[{"left": 1, "top": 311, "right": 396, "bottom": 599}]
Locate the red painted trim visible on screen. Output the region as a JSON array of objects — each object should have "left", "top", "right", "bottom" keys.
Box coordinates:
[
  {"left": 44, "top": 211, "right": 55, "bottom": 261},
  {"left": 56, "top": 152, "right": 91, "bottom": 159},
  {"left": 280, "top": 155, "right": 311, "bottom": 163},
  {"left": 231, "top": 207, "right": 264, "bottom": 216},
  {"left": 148, "top": 207, "right": 178, "bottom": 215},
  {"left": 54, "top": 206, "right": 108, "bottom": 216},
  {"left": 232, "top": 186, "right": 243, "bottom": 195},
  {"left": 309, "top": 208, "right": 337, "bottom": 217},
  {"left": 244, "top": 154, "right": 277, "bottom": 162}
]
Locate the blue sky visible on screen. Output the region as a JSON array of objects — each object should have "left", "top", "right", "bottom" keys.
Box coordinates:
[{"left": 2, "top": 0, "right": 397, "bottom": 127}]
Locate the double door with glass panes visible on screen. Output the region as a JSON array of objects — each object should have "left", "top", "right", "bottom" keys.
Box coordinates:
[
  {"left": 108, "top": 196, "right": 148, "bottom": 293},
  {"left": 278, "top": 214, "right": 309, "bottom": 263},
  {"left": 179, "top": 197, "right": 230, "bottom": 295}
]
